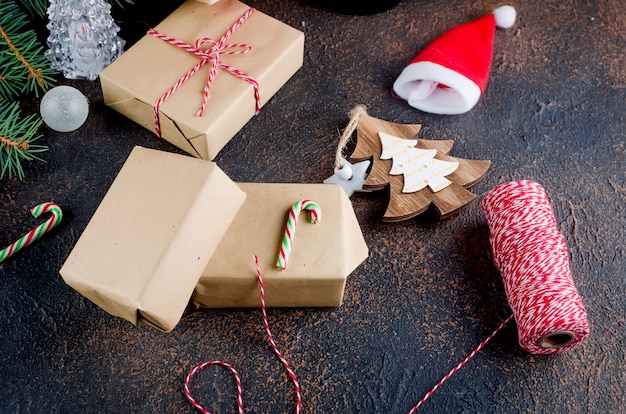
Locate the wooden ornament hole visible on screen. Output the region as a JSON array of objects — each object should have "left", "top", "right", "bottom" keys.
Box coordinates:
[{"left": 537, "top": 330, "right": 576, "bottom": 349}]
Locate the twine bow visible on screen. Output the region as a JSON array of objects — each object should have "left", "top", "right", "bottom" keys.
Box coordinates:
[{"left": 147, "top": 7, "right": 260, "bottom": 137}]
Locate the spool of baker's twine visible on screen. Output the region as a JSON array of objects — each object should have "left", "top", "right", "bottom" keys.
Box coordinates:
[
  {"left": 408, "top": 180, "right": 590, "bottom": 412},
  {"left": 483, "top": 180, "right": 589, "bottom": 354}
]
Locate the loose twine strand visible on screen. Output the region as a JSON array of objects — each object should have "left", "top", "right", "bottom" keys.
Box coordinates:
[
  {"left": 407, "top": 315, "right": 514, "bottom": 413},
  {"left": 184, "top": 255, "right": 301, "bottom": 414}
]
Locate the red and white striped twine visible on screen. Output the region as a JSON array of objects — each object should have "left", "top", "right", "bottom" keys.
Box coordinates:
[
  {"left": 184, "top": 361, "right": 243, "bottom": 414},
  {"left": 256, "top": 255, "right": 302, "bottom": 413},
  {"left": 148, "top": 7, "right": 260, "bottom": 137},
  {"left": 482, "top": 180, "right": 589, "bottom": 355},
  {"left": 406, "top": 315, "right": 514, "bottom": 414},
  {"left": 184, "top": 255, "right": 301, "bottom": 414},
  {"left": 408, "top": 180, "right": 589, "bottom": 412}
]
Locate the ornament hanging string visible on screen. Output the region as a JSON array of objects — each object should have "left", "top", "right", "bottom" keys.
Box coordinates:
[
  {"left": 148, "top": 7, "right": 260, "bottom": 137},
  {"left": 0, "top": 202, "right": 63, "bottom": 263},
  {"left": 406, "top": 180, "right": 589, "bottom": 412},
  {"left": 332, "top": 104, "right": 368, "bottom": 173},
  {"left": 185, "top": 255, "right": 302, "bottom": 414}
]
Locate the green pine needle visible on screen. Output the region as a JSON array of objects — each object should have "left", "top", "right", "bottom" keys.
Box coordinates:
[
  {"left": 16, "top": 0, "right": 47, "bottom": 18},
  {"left": 0, "top": 0, "right": 58, "bottom": 99},
  {"left": 0, "top": 99, "right": 47, "bottom": 180}
]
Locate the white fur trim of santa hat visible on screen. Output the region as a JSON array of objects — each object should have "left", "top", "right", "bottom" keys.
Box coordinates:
[{"left": 393, "top": 61, "right": 482, "bottom": 115}]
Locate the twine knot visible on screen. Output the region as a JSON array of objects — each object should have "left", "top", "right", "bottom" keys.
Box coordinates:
[{"left": 148, "top": 7, "right": 260, "bottom": 137}]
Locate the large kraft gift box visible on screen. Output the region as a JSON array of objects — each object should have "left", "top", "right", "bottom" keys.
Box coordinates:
[
  {"left": 193, "top": 183, "right": 369, "bottom": 308},
  {"left": 59, "top": 146, "right": 247, "bottom": 332},
  {"left": 99, "top": 0, "right": 304, "bottom": 160},
  {"left": 60, "top": 147, "right": 369, "bottom": 332}
]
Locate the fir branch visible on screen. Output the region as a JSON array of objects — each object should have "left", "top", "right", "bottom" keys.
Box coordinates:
[
  {"left": 16, "top": 0, "right": 47, "bottom": 18},
  {"left": 0, "top": 98, "right": 47, "bottom": 180},
  {"left": 0, "top": 52, "right": 24, "bottom": 101},
  {"left": 0, "top": 0, "right": 57, "bottom": 99}
]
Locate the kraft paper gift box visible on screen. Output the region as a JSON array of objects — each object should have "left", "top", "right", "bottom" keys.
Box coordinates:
[
  {"left": 193, "top": 183, "right": 369, "bottom": 308},
  {"left": 59, "top": 146, "right": 246, "bottom": 332},
  {"left": 99, "top": 0, "right": 304, "bottom": 160}
]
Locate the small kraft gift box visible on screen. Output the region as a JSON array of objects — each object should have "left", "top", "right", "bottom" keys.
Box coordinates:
[
  {"left": 60, "top": 147, "right": 369, "bottom": 332},
  {"left": 99, "top": 0, "right": 304, "bottom": 160},
  {"left": 193, "top": 183, "right": 369, "bottom": 308}
]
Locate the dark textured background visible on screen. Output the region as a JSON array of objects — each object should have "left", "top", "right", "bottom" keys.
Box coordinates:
[{"left": 1, "top": 0, "right": 625, "bottom": 412}]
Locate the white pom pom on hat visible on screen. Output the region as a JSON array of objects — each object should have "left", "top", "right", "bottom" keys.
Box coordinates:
[
  {"left": 393, "top": 5, "right": 517, "bottom": 115},
  {"left": 493, "top": 5, "right": 517, "bottom": 29}
]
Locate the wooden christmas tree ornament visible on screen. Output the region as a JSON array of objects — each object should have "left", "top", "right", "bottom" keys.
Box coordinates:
[{"left": 346, "top": 106, "right": 490, "bottom": 222}]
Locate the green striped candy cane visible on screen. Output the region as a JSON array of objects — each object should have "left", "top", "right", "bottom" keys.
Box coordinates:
[
  {"left": 276, "top": 199, "right": 321, "bottom": 270},
  {"left": 0, "top": 202, "right": 63, "bottom": 263}
]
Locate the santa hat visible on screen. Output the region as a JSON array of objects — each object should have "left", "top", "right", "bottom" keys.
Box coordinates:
[{"left": 393, "top": 5, "right": 517, "bottom": 115}]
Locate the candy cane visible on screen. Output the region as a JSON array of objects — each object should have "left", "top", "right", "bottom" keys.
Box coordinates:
[
  {"left": 0, "top": 202, "right": 63, "bottom": 263},
  {"left": 276, "top": 199, "right": 321, "bottom": 270}
]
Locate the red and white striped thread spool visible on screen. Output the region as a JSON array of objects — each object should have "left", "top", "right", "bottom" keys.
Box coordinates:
[
  {"left": 148, "top": 7, "right": 260, "bottom": 137},
  {"left": 482, "top": 180, "right": 589, "bottom": 354},
  {"left": 184, "top": 256, "right": 302, "bottom": 414},
  {"left": 407, "top": 180, "right": 589, "bottom": 412}
]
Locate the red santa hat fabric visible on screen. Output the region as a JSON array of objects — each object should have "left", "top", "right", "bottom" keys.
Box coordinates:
[{"left": 393, "top": 5, "right": 517, "bottom": 115}]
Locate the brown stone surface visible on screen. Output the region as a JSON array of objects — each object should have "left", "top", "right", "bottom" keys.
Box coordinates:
[{"left": 1, "top": 0, "right": 624, "bottom": 412}]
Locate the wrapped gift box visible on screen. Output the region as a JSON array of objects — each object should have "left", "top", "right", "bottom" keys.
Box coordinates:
[
  {"left": 193, "top": 183, "right": 369, "bottom": 308},
  {"left": 59, "top": 147, "right": 246, "bottom": 332},
  {"left": 60, "top": 147, "right": 369, "bottom": 331},
  {"left": 99, "top": 0, "right": 304, "bottom": 160}
]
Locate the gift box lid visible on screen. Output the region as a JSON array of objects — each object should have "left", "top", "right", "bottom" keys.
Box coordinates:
[{"left": 59, "top": 146, "right": 246, "bottom": 331}]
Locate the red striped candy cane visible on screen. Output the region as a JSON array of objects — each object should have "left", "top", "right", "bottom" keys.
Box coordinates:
[
  {"left": 276, "top": 199, "right": 322, "bottom": 270},
  {"left": 0, "top": 202, "right": 63, "bottom": 263}
]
